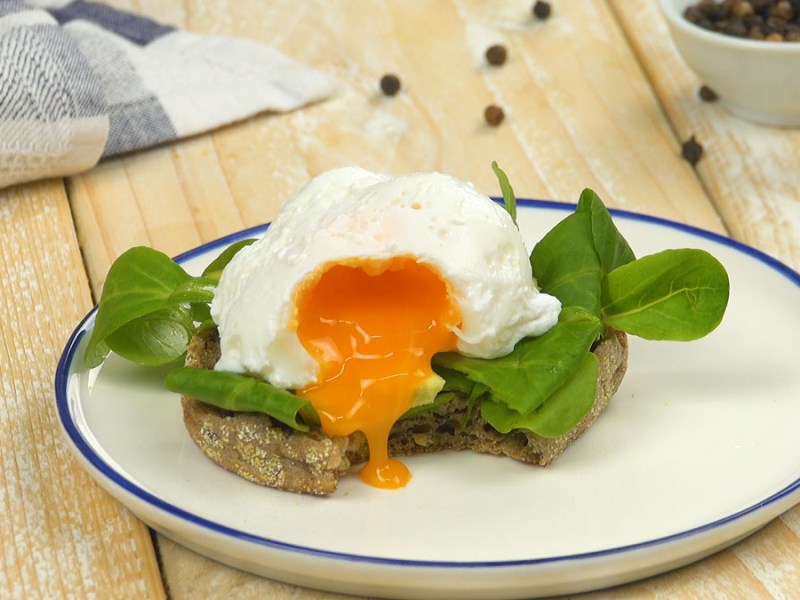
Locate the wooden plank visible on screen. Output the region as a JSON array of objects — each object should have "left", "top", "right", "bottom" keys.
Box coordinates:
[
  {"left": 615, "top": 550, "right": 773, "bottom": 599},
  {"left": 0, "top": 180, "right": 165, "bottom": 599},
  {"left": 782, "top": 504, "right": 800, "bottom": 539},
  {"left": 611, "top": 0, "right": 800, "bottom": 271},
  {"left": 156, "top": 537, "right": 360, "bottom": 600},
  {"left": 732, "top": 518, "right": 800, "bottom": 598}
]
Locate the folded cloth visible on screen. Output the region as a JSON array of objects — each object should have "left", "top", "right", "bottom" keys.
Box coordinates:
[{"left": 0, "top": 0, "right": 335, "bottom": 189}]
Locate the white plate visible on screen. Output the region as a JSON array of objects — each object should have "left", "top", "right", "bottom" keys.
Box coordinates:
[{"left": 56, "top": 200, "right": 800, "bottom": 599}]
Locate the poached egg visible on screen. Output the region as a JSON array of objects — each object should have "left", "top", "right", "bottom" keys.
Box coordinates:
[{"left": 211, "top": 167, "right": 561, "bottom": 488}]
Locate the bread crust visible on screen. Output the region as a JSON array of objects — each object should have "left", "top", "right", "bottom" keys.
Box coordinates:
[{"left": 181, "top": 327, "right": 628, "bottom": 495}]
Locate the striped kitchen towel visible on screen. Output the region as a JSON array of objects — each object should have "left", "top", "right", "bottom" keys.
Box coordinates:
[{"left": 0, "top": 0, "right": 335, "bottom": 189}]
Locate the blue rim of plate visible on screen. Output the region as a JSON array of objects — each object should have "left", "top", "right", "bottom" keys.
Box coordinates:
[{"left": 55, "top": 198, "right": 800, "bottom": 569}]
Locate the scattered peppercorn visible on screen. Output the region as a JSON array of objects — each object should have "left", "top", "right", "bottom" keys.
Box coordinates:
[
  {"left": 698, "top": 84, "right": 719, "bottom": 102},
  {"left": 380, "top": 74, "right": 401, "bottom": 96},
  {"left": 485, "top": 44, "right": 508, "bottom": 66},
  {"left": 683, "top": 0, "right": 800, "bottom": 41},
  {"left": 532, "top": 1, "right": 552, "bottom": 20},
  {"left": 484, "top": 104, "right": 505, "bottom": 126},
  {"left": 681, "top": 135, "right": 704, "bottom": 166}
]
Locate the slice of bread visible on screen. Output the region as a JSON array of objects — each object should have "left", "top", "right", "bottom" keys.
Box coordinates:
[{"left": 180, "top": 327, "right": 628, "bottom": 495}]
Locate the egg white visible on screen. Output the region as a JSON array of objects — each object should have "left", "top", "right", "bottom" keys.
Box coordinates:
[{"left": 210, "top": 167, "right": 561, "bottom": 389}]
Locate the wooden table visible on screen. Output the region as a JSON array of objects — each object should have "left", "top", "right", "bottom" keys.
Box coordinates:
[{"left": 2, "top": 1, "right": 799, "bottom": 597}]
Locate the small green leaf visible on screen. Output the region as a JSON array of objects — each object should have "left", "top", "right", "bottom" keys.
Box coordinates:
[
  {"left": 481, "top": 352, "right": 599, "bottom": 437},
  {"left": 602, "top": 248, "right": 729, "bottom": 340},
  {"left": 85, "top": 247, "right": 192, "bottom": 367},
  {"left": 168, "top": 277, "right": 216, "bottom": 305},
  {"left": 433, "top": 307, "right": 603, "bottom": 416},
  {"left": 435, "top": 365, "right": 478, "bottom": 396},
  {"left": 531, "top": 211, "right": 603, "bottom": 317},
  {"left": 400, "top": 391, "right": 459, "bottom": 420},
  {"left": 190, "top": 303, "right": 212, "bottom": 324},
  {"left": 576, "top": 188, "right": 636, "bottom": 275},
  {"left": 531, "top": 189, "right": 635, "bottom": 318},
  {"left": 202, "top": 239, "right": 257, "bottom": 283},
  {"left": 491, "top": 161, "right": 517, "bottom": 226},
  {"left": 104, "top": 307, "right": 195, "bottom": 366},
  {"left": 164, "top": 366, "right": 317, "bottom": 431}
]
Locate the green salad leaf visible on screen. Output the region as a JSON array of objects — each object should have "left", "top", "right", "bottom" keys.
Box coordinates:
[
  {"left": 202, "top": 239, "right": 257, "bottom": 283},
  {"left": 529, "top": 188, "right": 635, "bottom": 318},
  {"left": 85, "top": 247, "right": 192, "bottom": 367},
  {"left": 400, "top": 391, "right": 460, "bottom": 420},
  {"left": 578, "top": 188, "right": 636, "bottom": 275},
  {"left": 104, "top": 306, "right": 195, "bottom": 367},
  {"left": 602, "top": 248, "right": 730, "bottom": 340},
  {"left": 168, "top": 277, "right": 216, "bottom": 305},
  {"left": 164, "top": 367, "right": 317, "bottom": 431},
  {"left": 169, "top": 278, "right": 217, "bottom": 325},
  {"left": 434, "top": 307, "right": 603, "bottom": 416},
  {"left": 530, "top": 208, "right": 603, "bottom": 317},
  {"left": 492, "top": 160, "right": 517, "bottom": 225},
  {"left": 480, "top": 352, "right": 598, "bottom": 437}
]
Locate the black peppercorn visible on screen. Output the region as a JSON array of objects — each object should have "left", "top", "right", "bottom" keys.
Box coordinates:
[
  {"left": 732, "top": 1, "right": 755, "bottom": 17},
  {"left": 533, "top": 1, "right": 552, "bottom": 20},
  {"left": 380, "top": 74, "right": 401, "bottom": 96},
  {"left": 723, "top": 18, "right": 749, "bottom": 36},
  {"left": 485, "top": 44, "right": 508, "bottom": 66},
  {"left": 681, "top": 135, "right": 704, "bottom": 166},
  {"left": 484, "top": 105, "right": 505, "bottom": 126},
  {"left": 698, "top": 84, "right": 719, "bottom": 102},
  {"left": 774, "top": 0, "right": 794, "bottom": 20}
]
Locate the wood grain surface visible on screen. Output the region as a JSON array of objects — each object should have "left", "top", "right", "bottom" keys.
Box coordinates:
[
  {"left": 2, "top": 1, "right": 798, "bottom": 599},
  {"left": 0, "top": 181, "right": 165, "bottom": 598}
]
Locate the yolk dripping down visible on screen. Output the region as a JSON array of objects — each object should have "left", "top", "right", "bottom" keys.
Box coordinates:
[{"left": 294, "top": 257, "right": 461, "bottom": 489}]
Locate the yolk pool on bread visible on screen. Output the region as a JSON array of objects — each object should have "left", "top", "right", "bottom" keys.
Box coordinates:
[
  {"left": 294, "top": 257, "right": 460, "bottom": 488},
  {"left": 210, "top": 167, "right": 562, "bottom": 489}
]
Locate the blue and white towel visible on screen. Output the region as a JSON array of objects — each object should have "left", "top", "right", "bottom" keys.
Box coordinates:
[{"left": 0, "top": 0, "right": 335, "bottom": 189}]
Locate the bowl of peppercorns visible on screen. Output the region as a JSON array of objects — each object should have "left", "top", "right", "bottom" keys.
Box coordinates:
[{"left": 660, "top": 0, "right": 800, "bottom": 126}]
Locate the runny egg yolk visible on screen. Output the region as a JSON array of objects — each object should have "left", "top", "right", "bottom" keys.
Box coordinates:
[{"left": 294, "top": 257, "right": 461, "bottom": 489}]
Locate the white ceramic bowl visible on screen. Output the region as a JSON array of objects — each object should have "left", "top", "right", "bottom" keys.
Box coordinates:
[{"left": 660, "top": 0, "right": 800, "bottom": 127}]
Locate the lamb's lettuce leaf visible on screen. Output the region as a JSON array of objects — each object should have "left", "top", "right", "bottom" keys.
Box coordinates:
[
  {"left": 492, "top": 160, "right": 517, "bottom": 225},
  {"left": 578, "top": 188, "right": 636, "bottom": 275},
  {"left": 164, "top": 367, "right": 317, "bottom": 431},
  {"left": 433, "top": 307, "right": 603, "bottom": 417},
  {"left": 480, "top": 352, "right": 598, "bottom": 437},
  {"left": 529, "top": 188, "right": 635, "bottom": 318},
  {"left": 602, "top": 248, "right": 729, "bottom": 340},
  {"left": 530, "top": 209, "right": 603, "bottom": 317},
  {"left": 202, "top": 239, "right": 257, "bottom": 283},
  {"left": 104, "top": 306, "right": 195, "bottom": 367},
  {"left": 85, "top": 247, "right": 192, "bottom": 367}
]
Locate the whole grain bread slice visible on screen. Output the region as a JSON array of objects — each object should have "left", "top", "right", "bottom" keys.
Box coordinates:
[{"left": 181, "top": 327, "right": 628, "bottom": 495}]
